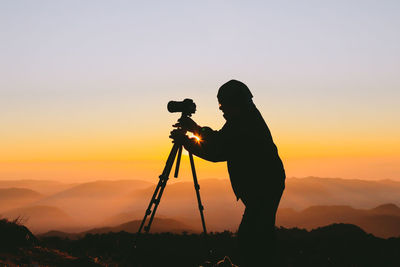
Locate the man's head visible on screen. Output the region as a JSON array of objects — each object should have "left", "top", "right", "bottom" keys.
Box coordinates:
[{"left": 217, "top": 80, "right": 253, "bottom": 120}]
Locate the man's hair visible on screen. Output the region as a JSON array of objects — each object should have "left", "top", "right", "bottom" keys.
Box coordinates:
[{"left": 217, "top": 80, "right": 253, "bottom": 105}]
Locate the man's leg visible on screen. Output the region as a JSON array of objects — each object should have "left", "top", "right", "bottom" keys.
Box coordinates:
[
  {"left": 238, "top": 190, "right": 283, "bottom": 266},
  {"left": 238, "top": 205, "right": 276, "bottom": 266},
  {"left": 237, "top": 206, "right": 256, "bottom": 266}
]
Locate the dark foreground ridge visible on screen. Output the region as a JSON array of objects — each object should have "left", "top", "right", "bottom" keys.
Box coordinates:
[
  {"left": 0, "top": 218, "right": 100, "bottom": 266},
  {"left": 1, "top": 218, "right": 400, "bottom": 266}
]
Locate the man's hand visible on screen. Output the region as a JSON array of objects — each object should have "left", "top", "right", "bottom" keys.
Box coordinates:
[
  {"left": 169, "top": 129, "right": 189, "bottom": 144},
  {"left": 173, "top": 117, "right": 200, "bottom": 133}
]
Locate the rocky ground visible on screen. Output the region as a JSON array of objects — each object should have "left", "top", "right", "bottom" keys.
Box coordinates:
[{"left": 1, "top": 218, "right": 400, "bottom": 266}]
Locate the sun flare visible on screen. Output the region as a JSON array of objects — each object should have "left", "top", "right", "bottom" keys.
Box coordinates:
[{"left": 187, "top": 132, "right": 201, "bottom": 143}]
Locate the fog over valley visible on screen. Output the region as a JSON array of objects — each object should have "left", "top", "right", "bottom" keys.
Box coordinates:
[{"left": 1, "top": 177, "right": 400, "bottom": 238}]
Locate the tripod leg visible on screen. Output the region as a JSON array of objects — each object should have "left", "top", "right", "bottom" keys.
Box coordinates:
[
  {"left": 137, "top": 178, "right": 165, "bottom": 234},
  {"left": 174, "top": 145, "right": 183, "bottom": 178},
  {"left": 137, "top": 143, "right": 180, "bottom": 234},
  {"left": 189, "top": 152, "right": 208, "bottom": 235}
]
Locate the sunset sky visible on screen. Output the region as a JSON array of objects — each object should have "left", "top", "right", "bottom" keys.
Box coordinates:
[{"left": 1, "top": 1, "right": 399, "bottom": 182}]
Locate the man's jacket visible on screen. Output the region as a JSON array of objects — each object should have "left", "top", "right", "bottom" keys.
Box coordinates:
[{"left": 183, "top": 104, "right": 285, "bottom": 204}]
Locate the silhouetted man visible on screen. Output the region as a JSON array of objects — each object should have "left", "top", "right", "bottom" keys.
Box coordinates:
[{"left": 170, "top": 80, "right": 285, "bottom": 266}]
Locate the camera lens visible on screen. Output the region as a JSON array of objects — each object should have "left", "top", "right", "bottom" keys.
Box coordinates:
[{"left": 167, "top": 99, "right": 196, "bottom": 115}]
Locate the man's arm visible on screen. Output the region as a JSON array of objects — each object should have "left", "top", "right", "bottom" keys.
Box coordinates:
[
  {"left": 183, "top": 126, "right": 228, "bottom": 162},
  {"left": 171, "top": 116, "right": 229, "bottom": 162}
]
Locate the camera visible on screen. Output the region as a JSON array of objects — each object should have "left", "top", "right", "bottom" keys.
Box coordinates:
[{"left": 167, "top": 99, "right": 196, "bottom": 116}]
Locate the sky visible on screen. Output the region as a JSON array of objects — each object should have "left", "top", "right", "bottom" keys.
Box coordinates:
[{"left": 1, "top": 0, "right": 399, "bottom": 182}]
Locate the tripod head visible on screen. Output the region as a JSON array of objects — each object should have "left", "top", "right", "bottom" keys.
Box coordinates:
[
  {"left": 168, "top": 99, "right": 197, "bottom": 140},
  {"left": 168, "top": 99, "right": 201, "bottom": 178}
]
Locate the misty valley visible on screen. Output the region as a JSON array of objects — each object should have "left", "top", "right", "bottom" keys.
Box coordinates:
[{"left": 2, "top": 177, "right": 400, "bottom": 238}]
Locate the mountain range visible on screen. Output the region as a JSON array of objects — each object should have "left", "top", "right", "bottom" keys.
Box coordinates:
[
  {"left": 277, "top": 203, "right": 400, "bottom": 238},
  {"left": 1, "top": 177, "right": 400, "bottom": 237},
  {"left": 0, "top": 188, "right": 43, "bottom": 213}
]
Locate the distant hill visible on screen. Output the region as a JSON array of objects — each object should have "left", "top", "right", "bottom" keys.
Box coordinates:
[
  {"left": 44, "top": 179, "right": 154, "bottom": 199},
  {"left": 100, "top": 210, "right": 158, "bottom": 227},
  {"left": 1, "top": 205, "right": 78, "bottom": 234},
  {"left": 0, "top": 180, "right": 74, "bottom": 195},
  {"left": 281, "top": 177, "right": 400, "bottom": 210},
  {"left": 370, "top": 203, "right": 400, "bottom": 216},
  {"left": 34, "top": 179, "right": 155, "bottom": 226},
  {"left": 277, "top": 203, "right": 400, "bottom": 238},
  {"left": 85, "top": 217, "right": 195, "bottom": 234},
  {"left": 0, "top": 188, "right": 43, "bottom": 213},
  {"left": 40, "top": 217, "right": 196, "bottom": 239}
]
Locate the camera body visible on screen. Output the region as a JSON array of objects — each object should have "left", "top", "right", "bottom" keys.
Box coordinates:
[{"left": 167, "top": 99, "right": 196, "bottom": 116}]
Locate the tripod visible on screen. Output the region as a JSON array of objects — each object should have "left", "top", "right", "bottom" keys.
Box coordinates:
[{"left": 137, "top": 125, "right": 207, "bottom": 236}]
